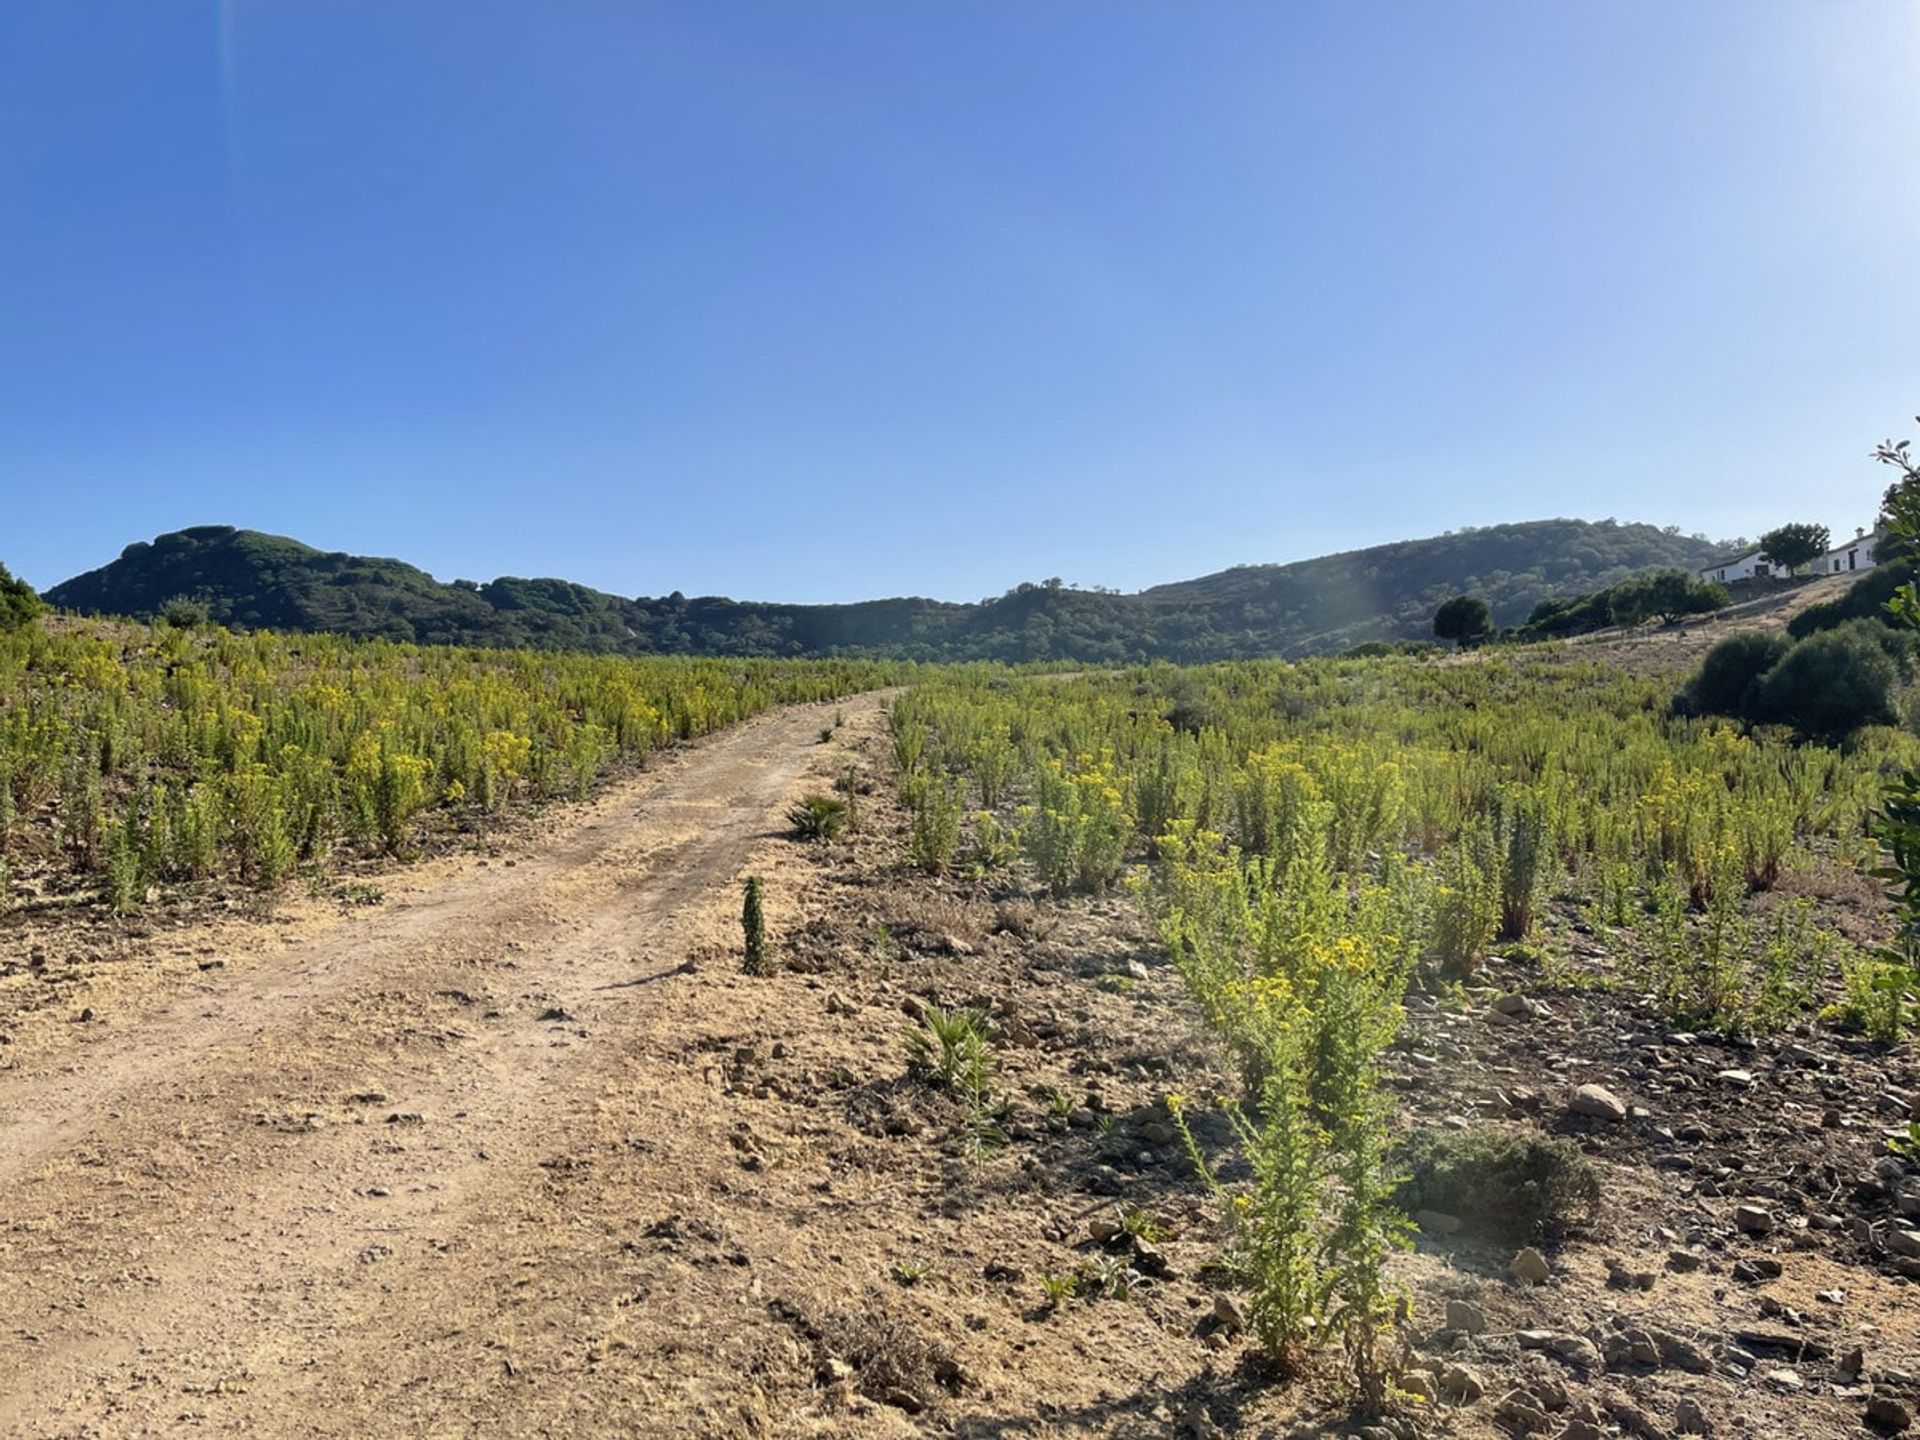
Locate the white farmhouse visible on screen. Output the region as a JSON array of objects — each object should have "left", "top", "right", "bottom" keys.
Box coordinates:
[
  {"left": 1698, "top": 548, "right": 1773, "bottom": 585},
  {"left": 1818, "top": 525, "right": 1881, "bottom": 576},
  {"left": 1698, "top": 523, "right": 1884, "bottom": 585}
]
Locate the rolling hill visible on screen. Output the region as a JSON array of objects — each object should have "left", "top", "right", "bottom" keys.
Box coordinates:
[{"left": 45, "top": 520, "right": 1726, "bottom": 662}]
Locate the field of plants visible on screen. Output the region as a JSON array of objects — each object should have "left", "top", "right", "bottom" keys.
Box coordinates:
[
  {"left": 0, "top": 617, "right": 897, "bottom": 917},
  {"left": 887, "top": 650, "right": 1920, "bottom": 1392}
]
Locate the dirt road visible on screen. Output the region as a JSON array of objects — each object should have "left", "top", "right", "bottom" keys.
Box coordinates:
[{"left": 0, "top": 695, "right": 884, "bottom": 1438}]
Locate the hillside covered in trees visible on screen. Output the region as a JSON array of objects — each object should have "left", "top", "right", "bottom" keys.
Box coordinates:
[{"left": 46, "top": 520, "right": 1725, "bottom": 662}]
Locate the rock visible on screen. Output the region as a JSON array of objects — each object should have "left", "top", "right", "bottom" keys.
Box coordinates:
[
  {"left": 1654, "top": 1330, "right": 1714, "bottom": 1373},
  {"left": 1087, "top": 1216, "right": 1124, "bottom": 1244},
  {"left": 1674, "top": 1396, "right": 1711, "bottom": 1435},
  {"left": 1764, "top": 1367, "right": 1803, "bottom": 1391},
  {"left": 1868, "top": 1395, "right": 1915, "bottom": 1431},
  {"left": 1559, "top": 1423, "right": 1604, "bottom": 1440},
  {"left": 1131, "top": 1240, "right": 1177, "bottom": 1278},
  {"left": 1666, "top": 1249, "right": 1704, "bottom": 1273},
  {"left": 1494, "top": 992, "right": 1532, "bottom": 1015},
  {"left": 1841, "top": 1346, "right": 1866, "bottom": 1379},
  {"left": 1439, "top": 1365, "right": 1486, "bottom": 1402},
  {"left": 1495, "top": 1391, "right": 1554, "bottom": 1434},
  {"left": 1211, "top": 1292, "right": 1247, "bottom": 1332},
  {"left": 1445, "top": 1298, "right": 1488, "bottom": 1335},
  {"left": 1569, "top": 1083, "right": 1628, "bottom": 1122},
  {"left": 1887, "top": 1228, "right": 1920, "bottom": 1259},
  {"left": 1511, "top": 1246, "right": 1553, "bottom": 1285},
  {"left": 1717, "top": 1069, "right": 1754, "bottom": 1086},
  {"left": 1547, "top": 1334, "right": 1603, "bottom": 1373},
  {"left": 1605, "top": 1255, "right": 1657, "bottom": 1290},
  {"left": 1398, "top": 1369, "right": 1436, "bottom": 1402},
  {"left": 1734, "top": 1204, "right": 1774, "bottom": 1236},
  {"left": 1415, "top": 1209, "right": 1463, "bottom": 1237}
]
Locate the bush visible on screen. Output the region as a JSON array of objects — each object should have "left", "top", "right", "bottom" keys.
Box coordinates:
[
  {"left": 787, "top": 793, "right": 850, "bottom": 840},
  {"left": 159, "top": 594, "right": 212, "bottom": 629},
  {"left": 1683, "top": 631, "right": 1790, "bottom": 717},
  {"left": 0, "top": 563, "right": 44, "bottom": 632},
  {"left": 1749, "top": 626, "right": 1898, "bottom": 738},
  {"left": 1394, "top": 1126, "right": 1600, "bottom": 1242},
  {"left": 1789, "top": 561, "right": 1916, "bottom": 639}
]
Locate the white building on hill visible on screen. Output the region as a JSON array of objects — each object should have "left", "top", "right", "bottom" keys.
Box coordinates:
[
  {"left": 1698, "top": 547, "right": 1772, "bottom": 585},
  {"left": 1698, "top": 524, "right": 1883, "bottom": 585},
  {"left": 1818, "top": 525, "right": 1882, "bottom": 576}
]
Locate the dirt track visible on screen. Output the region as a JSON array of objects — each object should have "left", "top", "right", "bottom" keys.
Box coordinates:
[{"left": 0, "top": 695, "right": 878, "bottom": 1438}]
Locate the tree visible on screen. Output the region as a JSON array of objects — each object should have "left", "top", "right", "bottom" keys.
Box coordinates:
[
  {"left": 0, "top": 562, "right": 44, "bottom": 632},
  {"left": 1610, "top": 570, "right": 1727, "bottom": 626},
  {"left": 1432, "top": 595, "right": 1492, "bottom": 649},
  {"left": 1758, "top": 523, "right": 1831, "bottom": 575}
]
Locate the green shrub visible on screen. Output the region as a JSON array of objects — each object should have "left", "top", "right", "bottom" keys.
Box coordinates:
[
  {"left": 159, "top": 594, "right": 212, "bottom": 629},
  {"left": 0, "top": 563, "right": 43, "bottom": 632},
  {"left": 1394, "top": 1127, "right": 1600, "bottom": 1242},
  {"left": 1750, "top": 626, "right": 1898, "bottom": 738},
  {"left": 788, "top": 793, "right": 851, "bottom": 840},
  {"left": 1683, "top": 631, "right": 1790, "bottom": 717},
  {"left": 1788, "top": 561, "right": 1915, "bottom": 639}
]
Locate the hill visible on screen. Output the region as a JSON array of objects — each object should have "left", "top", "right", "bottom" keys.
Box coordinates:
[{"left": 45, "top": 520, "right": 1724, "bottom": 662}]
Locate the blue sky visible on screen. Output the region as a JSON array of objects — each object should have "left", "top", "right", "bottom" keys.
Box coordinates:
[{"left": 4, "top": 3, "right": 1917, "bottom": 602}]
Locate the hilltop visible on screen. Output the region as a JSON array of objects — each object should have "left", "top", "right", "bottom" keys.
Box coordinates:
[{"left": 46, "top": 519, "right": 1724, "bottom": 661}]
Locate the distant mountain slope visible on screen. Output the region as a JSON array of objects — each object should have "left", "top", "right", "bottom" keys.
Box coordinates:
[{"left": 47, "top": 520, "right": 1724, "bottom": 662}]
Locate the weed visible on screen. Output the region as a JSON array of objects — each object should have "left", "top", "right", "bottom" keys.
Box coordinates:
[{"left": 741, "top": 875, "right": 770, "bottom": 976}]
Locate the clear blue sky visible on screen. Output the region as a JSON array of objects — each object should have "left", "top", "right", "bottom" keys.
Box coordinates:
[{"left": 5, "top": 3, "right": 1918, "bottom": 602}]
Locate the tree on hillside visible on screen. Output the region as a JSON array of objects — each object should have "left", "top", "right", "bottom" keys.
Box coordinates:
[
  {"left": 0, "top": 562, "right": 44, "bottom": 632},
  {"left": 1433, "top": 594, "right": 1493, "bottom": 649},
  {"left": 1610, "top": 570, "right": 1728, "bottom": 626},
  {"left": 1759, "top": 523, "right": 1831, "bottom": 575}
]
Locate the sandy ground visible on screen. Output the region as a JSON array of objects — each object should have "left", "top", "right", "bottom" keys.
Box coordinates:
[{"left": 0, "top": 695, "right": 880, "bottom": 1438}]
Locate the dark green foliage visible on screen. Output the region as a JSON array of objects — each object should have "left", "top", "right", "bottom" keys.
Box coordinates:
[
  {"left": 1683, "top": 631, "right": 1791, "bottom": 718},
  {"left": 159, "top": 594, "right": 211, "bottom": 629},
  {"left": 741, "top": 875, "right": 769, "bottom": 975},
  {"left": 48, "top": 520, "right": 1727, "bottom": 663},
  {"left": 787, "top": 793, "right": 850, "bottom": 841},
  {"left": 1758, "top": 522, "right": 1831, "bottom": 574},
  {"left": 1788, "top": 560, "right": 1916, "bottom": 639},
  {"left": 0, "top": 562, "right": 44, "bottom": 632},
  {"left": 1872, "top": 421, "right": 1920, "bottom": 991},
  {"left": 1750, "top": 625, "right": 1898, "bottom": 738},
  {"left": 1393, "top": 1127, "right": 1601, "bottom": 1242},
  {"left": 1608, "top": 569, "right": 1728, "bottom": 626},
  {"left": 1521, "top": 570, "right": 1727, "bottom": 639},
  {"left": 1432, "top": 595, "right": 1493, "bottom": 649}
]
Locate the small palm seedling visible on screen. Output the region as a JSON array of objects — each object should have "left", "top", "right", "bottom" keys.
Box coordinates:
[
  {"left": 903, "top": 1005, "right": 991, "bottom": 1089},
  {"left": 788, "top": 793, "right": 851, "bottom": 841},
  {"left": 741, "top": 875, "right": 770, "bottom": 976},
  {"left": 1037, "top": 1271, "right": 1077, "bottom": 1311},
  {"left": 891, "top": 1259, "right": 933, "bottom": 1286},
  {"left": 818, "top": 726, "right": 834, "bottom": 744},
  {"left": 903, "top": 1006, "right": 1002, "bottom": 1158}
]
